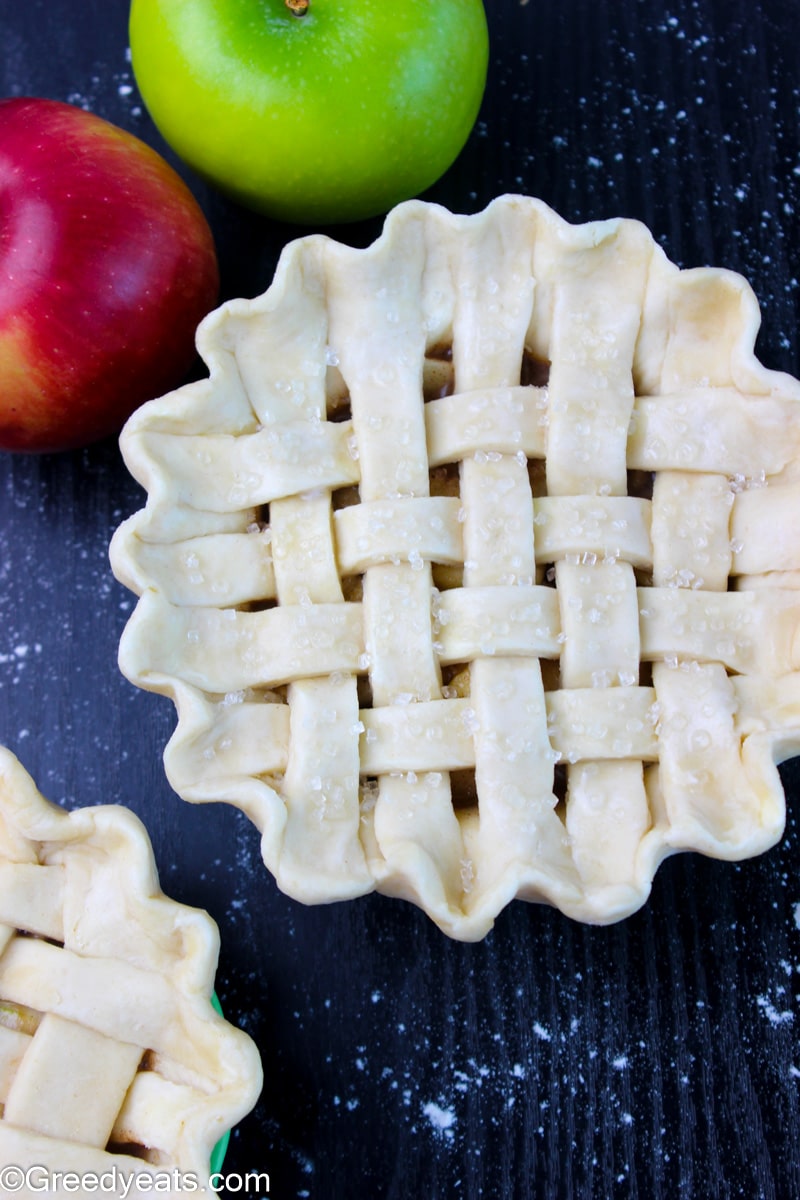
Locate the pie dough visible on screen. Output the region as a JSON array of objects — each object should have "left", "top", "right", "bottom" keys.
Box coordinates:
[
  {"left": 110, "top": 195, "right": 800, "bottom": 941},
  {"left": 0, "top": 748, "right": 262, "bottom": 1190}
]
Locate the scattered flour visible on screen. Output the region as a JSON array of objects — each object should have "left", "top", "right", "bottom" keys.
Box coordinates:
[
  {"left": 422, "top": 1101, "right": 456, "bottom": 1138},
  {"left": 756, "top": 994, "right": 795, "bottom": 1026}
]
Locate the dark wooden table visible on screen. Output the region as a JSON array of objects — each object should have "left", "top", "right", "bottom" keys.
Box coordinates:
[{"left": 2, "top": 2, "right": 800, "bottom": 1197}]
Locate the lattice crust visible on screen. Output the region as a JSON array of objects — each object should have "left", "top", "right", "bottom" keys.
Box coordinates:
[
  {"left": 110, "top": 195, "right": 800, "bottom": 942},
  {"left": 0, "top": 748, "right": 262, "bottom": 1187}
]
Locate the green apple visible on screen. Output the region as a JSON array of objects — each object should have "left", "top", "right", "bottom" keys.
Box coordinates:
[{"left": 129, "top": 0, "right": 489, "bottom": 224}]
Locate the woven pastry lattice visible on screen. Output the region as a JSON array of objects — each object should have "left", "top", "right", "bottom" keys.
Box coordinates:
[
  {"left": 111, "top": 196, "right": 800, "bottom": 941},
  {"left": 0, "top": 749, "right": 261, "bottom": 1180}
]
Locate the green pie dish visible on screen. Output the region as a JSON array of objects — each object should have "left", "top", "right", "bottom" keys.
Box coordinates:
[{"left": 209, "top": 991, "right": 231, "bottom": 1175}]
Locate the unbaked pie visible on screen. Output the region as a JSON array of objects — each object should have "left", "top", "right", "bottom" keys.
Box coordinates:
[
  {"left": 110, "top": 195, "right": 800, "bottom": 941},
  {"left": 0, "top": 748, "right": 262, "bottom": 1187}
]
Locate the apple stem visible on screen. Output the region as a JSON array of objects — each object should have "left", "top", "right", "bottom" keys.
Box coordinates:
[{"left": 285, "top": 0, "right": 309, "bottom": 14}]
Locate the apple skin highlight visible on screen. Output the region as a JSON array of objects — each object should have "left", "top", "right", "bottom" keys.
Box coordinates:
[{"left": 0, "top": 97, "right": 219, "bottom": 453}]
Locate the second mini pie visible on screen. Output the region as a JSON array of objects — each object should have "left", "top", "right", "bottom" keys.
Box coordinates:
[{"left": 0, "top": 747, "right": 261, "bottom": 1187}]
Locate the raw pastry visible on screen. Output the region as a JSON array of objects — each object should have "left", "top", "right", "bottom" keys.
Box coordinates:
[
  {"left": 111, "top": 195, "right": 800, "bottom": 941},
  {"left": 0, "top": 748, "right": 262, "bottom": 1191}
]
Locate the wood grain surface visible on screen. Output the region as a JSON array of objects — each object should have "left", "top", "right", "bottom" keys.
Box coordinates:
[{"left": 1, "top": 1, "right": 799, "bottom": 1197}]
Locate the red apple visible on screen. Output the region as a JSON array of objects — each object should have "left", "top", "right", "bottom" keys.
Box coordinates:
[{"left": 0, "top": 97, "right": 219, "bottom": 453}]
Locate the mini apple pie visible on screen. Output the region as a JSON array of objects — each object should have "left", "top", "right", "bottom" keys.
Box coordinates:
[
  {"left": 111, "top": 195, "right": 800, "bottom": 941},
  {"left": 0, "top": 748, "right": 262, "bottom": 1187}
]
